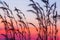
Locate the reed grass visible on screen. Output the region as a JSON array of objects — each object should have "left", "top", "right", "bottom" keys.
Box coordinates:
[{"left": 0, "top": 0, "right": 59, "bottom": 40}]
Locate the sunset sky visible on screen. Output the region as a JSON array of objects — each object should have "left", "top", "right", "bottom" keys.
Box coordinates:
[
  {"left": 0, "top": 0, "right": 59, "bottom": 25},
  {"left": 0, "top": 0, "right": 60, "bottom": 40},
  {"left": 0, "top": 0, "right": 59, "bottom": 33},
  {"left": 0, "top": 0, "right": 59, "bottom": 31}
]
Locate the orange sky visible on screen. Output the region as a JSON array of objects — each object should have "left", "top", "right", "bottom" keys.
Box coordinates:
[
  {"left": 0, "top": 26, "right": 60, "bottom": 36},
  {"left": 0, "top": 18, "right": 60, "bottom": 37}
]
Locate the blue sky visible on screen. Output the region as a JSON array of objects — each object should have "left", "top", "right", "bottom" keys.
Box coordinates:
[
  {"left": 0, "top": 0, "right": 60, "bottom": 14},
  {"left": 0, "top": 0, "right": 60, "bottom": 17},
  {"left": 1, "top": 0, "right": 60, "bottom": 10}
]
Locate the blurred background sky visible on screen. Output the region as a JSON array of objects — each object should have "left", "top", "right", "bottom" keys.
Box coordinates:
[
  {"left": 0, "top": 0, "right": 60, "bottom": 27},
  {"left": 1, "top": 0, "right": 60, "bottom": 16},
  {"left": 0, "top": 0, "right": 60, "bottom": 39},
  {"left": 0, "top": 0, "right": 59, "bottom": 12}
]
